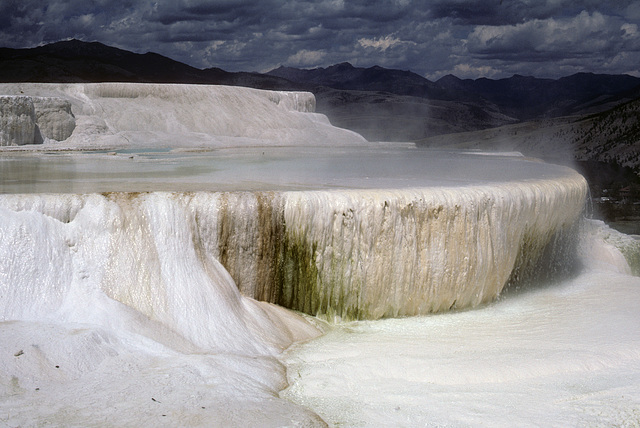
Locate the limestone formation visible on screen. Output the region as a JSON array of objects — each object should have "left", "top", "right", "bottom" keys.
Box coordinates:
[
  {"left": 0, "top": 95, "right": 75, "bottom": 145},
  {"left": 0, "top": 96, "right": 37, "bottom": 146},
  {"left": 32, "top": 97, "right": 75, "bottom": 142}
]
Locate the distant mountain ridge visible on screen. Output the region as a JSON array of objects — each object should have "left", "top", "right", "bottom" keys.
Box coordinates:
[
  {"left": 2, "top": 39, "right": 640, "bottom": 141},
  {"left": 436, "top": 72, "right": 640, "bottom": 119},
  {"left": 0, "top": 39, "right": 293, "bottom": 90},
  {"left": 267, "top": 62, "right": 441, "bottom": 98},
  {"left": 3, "top": 39, "right": 640, "bottom": 203},
  {"left": 3, "top": 40, "right": 639, "bottom": 111},
  {"left": 0, "top": 39, "right": 207, "bottom": 83},
  {"left": 268, "top": 62, "right": 640, "bottom": 120},
  {"left": 268, "top": 61, "right": 640, "bottom": 142}
]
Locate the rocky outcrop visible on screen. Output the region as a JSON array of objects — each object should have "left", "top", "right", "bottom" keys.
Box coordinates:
[
  {"left": 32, "top": 97, "right": 76, "bottom": 142},
  {"left": 0, "top": 96, "right": 37, "bottom": 146},
  {"left": 0, "top": 95, "right": 75, "bottom": 145}
]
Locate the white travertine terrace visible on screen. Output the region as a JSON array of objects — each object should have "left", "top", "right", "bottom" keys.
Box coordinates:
[
  {"left": 0, "top": 83, "right": 589, "bottom": 319},
  {"left": 32, "top": 96, "right": 76, "bottom": 142},
  {"left": 2, "top": 83, "right": 635, "bottom": 427},
  {"left": 0, "top": 95, "right": 75, "bottom": 145},
  {"left": 0, "top": 169, "right": 587, "bottom": 320},
  {"left": 0, "top": 83, "right": 366, "bottom": 149},
  {"left": 193, "top": 175, "right": 587, "bottom": 318},
  {"left": 0, "top": 96, "right": 38, "bottom": 145}
]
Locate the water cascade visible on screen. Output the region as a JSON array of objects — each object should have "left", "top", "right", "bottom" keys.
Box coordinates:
[
  {"left": 0, "top": 156, "right": 587, "bottom": 320},
  {"left": 201, "top": 178, "right": 586, "bottom": 319}
]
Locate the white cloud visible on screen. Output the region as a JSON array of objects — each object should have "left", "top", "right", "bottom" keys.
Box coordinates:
[
  {"left": 467, "top": 11, "right": 623, "bottom": 56},
  {"left": 76, "top": 14, "right": 95, "bottom": 27},
  {"left": 205, "top": 40, "right": 225, "bottom": 51},
  {"left": 452, "top": 63, "right": 500, "bottom": 79},
  {"left": 621, "top": 23, "right": 638, "bottom": 39},
  {"left": 358, "top": 35, "right": 415, "bottom": 51},
  {"left": 286, "top": 49, "right": 327, "bottom": 67},
  {"left": 603, "top": 51, "right": 640, "bottom": 77}
]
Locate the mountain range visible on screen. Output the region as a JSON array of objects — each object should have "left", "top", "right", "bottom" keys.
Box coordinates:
[
  {"left": 1, "top": 40, "right": 640, "bottom": 171},
  {"left": 0, "top": 39, "right": 292, "bottom": 90},
  {"left": 268, "top": 63, "right": 640, "bottom": 120},
  {"left": 2, "top": 40, "right": 639, "bottom": 131}
]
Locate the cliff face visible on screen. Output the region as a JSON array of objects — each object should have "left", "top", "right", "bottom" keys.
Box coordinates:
[
  {"left": 0, "top": 169, "right": 587, "bottom": 321},
  {"left": 0, "top": 96, "right": 37, "bottom": 145},
  {"left": 0, "top": 95, "right": 75, "bottom": 146}
]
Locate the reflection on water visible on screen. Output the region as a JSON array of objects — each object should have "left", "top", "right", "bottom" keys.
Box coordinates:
[
  {"left": 0, "top": 156, "right": 79, "bottom": 194},
  {"left": 1, "top": 147, "right": 576, "bottom": 194}
]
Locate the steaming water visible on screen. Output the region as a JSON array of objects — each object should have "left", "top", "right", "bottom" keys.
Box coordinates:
[
  {"left": 1, "top": 83, "right": 638, "bottom": 426},
  {"left": 1, "top": 146, "right": 573, "bottom": 194}
]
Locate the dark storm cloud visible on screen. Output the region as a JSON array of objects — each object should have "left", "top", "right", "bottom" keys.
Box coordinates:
[
  {"left": 0, "top": 0, "right": 639, "bottom": 79},
  {"left": 149, "top": 0, "right": 270, "bottom": 25},
  {"left": 427, "top": 0, "right": 622, "bottom": 25},
  {"left": 467, "top": 11, "right": 621, "bottom": 57},
  {"left": 430, "top": 0, "right": 511, "bottom": 25},
  {"left": 462, "top": 7, "right": 640, "bottom": 77}
]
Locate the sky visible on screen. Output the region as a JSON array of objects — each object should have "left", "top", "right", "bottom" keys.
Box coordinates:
[{"left": 1, "top": 0, "right": 640, "bottom": 80}]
